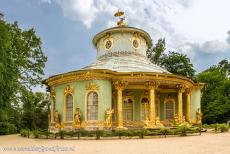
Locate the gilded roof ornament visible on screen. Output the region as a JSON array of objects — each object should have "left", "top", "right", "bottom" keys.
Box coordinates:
[{"left": 114, "top": 10, "right": 127, "bottom": 27}]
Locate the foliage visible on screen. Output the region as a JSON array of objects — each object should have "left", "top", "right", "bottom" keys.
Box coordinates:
[
  {"left": 209, "top": 123, "right": 229, "bottom": 133},
  {"left": 196, "top": 59, "right": 230, "bottom": 124},
  {"left": 0, "top": 122, "right": 17, "bottom": 135},
  {"left": 147, "top": 38, "right": 166, "bottom": 65},
  {"left": 0, "top": 19, "right": 47, "bottom": 133},
  {"left": 147, "top": 39, "right": 195, "bottom": 79},
  {"left": 177, "top": 123, "right": 191, "bottom": 136},
  {"left": 160, "top": 51, "right": 195, "bottom": 79},
  {"left": 20, "top": 129, "right": 30, "bottom": 137},
  {"left": 20, "top": 127, "right": 202, "bottom": 140},
  {"left": 21, "top": 91, "right": 49, "bottom": 130},
  {"left": 95, "top": 130, "right": 104, "bottom": 140}
]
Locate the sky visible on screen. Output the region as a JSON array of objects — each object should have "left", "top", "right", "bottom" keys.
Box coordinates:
[{"left": 1, "top": 0, "right": 230, "bottom": 91}]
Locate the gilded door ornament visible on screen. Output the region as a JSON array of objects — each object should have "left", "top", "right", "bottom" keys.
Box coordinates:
[
  {"left": 105, "top": 108, "right": 114, "bottom": 128},
  {"left": 85, "top": 82, "right": 99, "bottom": 91},
  {"left": 64, "top": 85, "right": 74, "bottom": 95},
  {"left": 73, "top": 107, "right": 81, "bottom": 128}
]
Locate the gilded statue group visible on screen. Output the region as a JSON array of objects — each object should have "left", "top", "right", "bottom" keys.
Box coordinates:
[{"left": 50, "top": 107, "right": 202, "bottom": 129}]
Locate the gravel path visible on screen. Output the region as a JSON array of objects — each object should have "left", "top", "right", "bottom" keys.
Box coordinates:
[{"left": 0, "top": 132, "right": 229, "bottom": 154}]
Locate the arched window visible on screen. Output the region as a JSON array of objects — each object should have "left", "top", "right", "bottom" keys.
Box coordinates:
[
  {"left": 165, "top": 100, "right": 174, "bottom": 120},
  {"left": 87, "top": 92, "right": 98, "bottom": 120},
  {"left": 141, "top": 97, "right": 149, "bottom": 121},
  {"left": 66, "top": 94, "right": 73, "bottom": 121},
  {"left": 123, "top": 98, "right": 133, "bottom": 121}
]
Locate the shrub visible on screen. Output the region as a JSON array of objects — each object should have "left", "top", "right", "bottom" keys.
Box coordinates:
[
  {"left": 59, "top": 130, "right": 65, "bottom": 139},
  {"left": 159, "top": 127, "right": 172, "bottom": 137},
  {"left": 32, "top": 130, "right": 39, "bottom": 138},
  {"left": 20, "top": 129, "right": 30, "bottom": 137},
  {"left": 177, "top": 123, "right": 191, "bottom": 136},
  {"left": 95, "top": 130, "right": 104, "bottom": 140},
  {"left": 218, "top": 124, "right": 228, "bottom": 133},
  {"left": 0, "top": 122, "right": 17, "bottom": 135}
]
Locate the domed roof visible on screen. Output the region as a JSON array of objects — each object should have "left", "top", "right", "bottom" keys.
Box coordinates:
[
  {"left": 81, "top": 26, "right": 170, "bottom": 74},
  {"left": 81, "top": 49, "right": 170, "bottom": 73}
]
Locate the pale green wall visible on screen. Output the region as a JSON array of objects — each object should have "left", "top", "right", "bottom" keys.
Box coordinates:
[
  {"left": 191, "top": 88, "right": 201, "bottom": 121},
  {"left": 53, "top": 79, "right": 112, "bottom": 122}
]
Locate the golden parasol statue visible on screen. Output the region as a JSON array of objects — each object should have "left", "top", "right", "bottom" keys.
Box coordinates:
[{"left": 114, "top": 10, "right": 127, "bottom": 27}]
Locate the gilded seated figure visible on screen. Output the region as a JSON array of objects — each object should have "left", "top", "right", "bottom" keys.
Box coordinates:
[
  {"left": 196, "top": 108, "right": 202, "bottom": 124},
  {"left": 181, "top": 116, "right": 186, "bottom": 124},
  {"left": 54, "top": 110, "right": 60, "bottom": 128},
  {"left": 155, "top": 117, "right": 163, "bottom": 127},
  {"left": 73, "top": 107, "right": 81, "bottom": 128},
  {"left": 173, "top": 114, "right": 179, "bottom": 125},
  {"left": 105, "top": 108, "right": 114, "bottom": 128}
]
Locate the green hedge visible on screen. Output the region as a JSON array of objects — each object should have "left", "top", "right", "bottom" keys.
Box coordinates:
[
  {"left": 20, "top": 126, "right": 202, "bottom": 140},
  {"left": 0, "top": 122, "right": 17, "bottom": 135}
]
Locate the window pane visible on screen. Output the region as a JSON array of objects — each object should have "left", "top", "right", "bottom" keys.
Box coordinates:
[
  {"left": 66, "top": 94, "right": 73, "bottom": 121},
  {"left": 87, "top": 92, "right": 98, "bottom": 120},
  {"left": 165, "top": 101, "right": 174, "bottom": 119},
  {"left": 123, "top": 98, "right": 133, "bottom": 121},
  {"left": 141, "top": 98, "right": 149, "bottom": 121}
]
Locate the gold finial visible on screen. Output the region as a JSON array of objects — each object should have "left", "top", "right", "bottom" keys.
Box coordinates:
[{"left": 114, "top": 10, "right": 127, "bottom": 27}]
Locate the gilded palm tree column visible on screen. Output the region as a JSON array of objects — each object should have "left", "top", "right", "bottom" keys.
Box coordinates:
[
  {"left": 50, "top": 88, "right": 56, "bottom": 123},
  {"left": 185, "top": 88, "right": 192, "bottom": 122},
  {"left": 113, "top": 81, "right": 128, "bottom": 129},
  {"left": 145, "top": 81, "right": 159, "bottom": 127},
  {"left": 177, "top": 84, "right": 185, "bottom": 122}
]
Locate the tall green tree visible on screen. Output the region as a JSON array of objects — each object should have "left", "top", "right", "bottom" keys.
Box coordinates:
[
  {"left": 147, "top": 39, "right": 195, "bottom": 79},
  {"left": 0, "top": 18, "right": 47, "bottom": 132},
  {"left": 160, "top": 51, "right": 195, "bottom": 79},
  {"left": 0, "top": 20, "right": 47, "bottom": 111},
  {"left": 147, "top": 38, "right": 166, "bottom": 65},
  {"left": 196, "top": 59, "right": 230, "bottom": 124}
]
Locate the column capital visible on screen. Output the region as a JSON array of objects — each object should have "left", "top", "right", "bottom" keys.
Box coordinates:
[
  {"left": 145, "top": 81, "right": 160, "bottom": 90},
  {"left": 113, "top": 81, "right": 128, "bottom": 90},
  {"left": 185, "top": 88, "right": 192, "bottom": 94},
  {"left": 177, "top": 84, "right": 186, "bottom": 93},
  {"left": 50, "top": 87, "right": 56, "bottom": 98}
]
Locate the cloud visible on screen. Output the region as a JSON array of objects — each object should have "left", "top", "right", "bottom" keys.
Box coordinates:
[
  {"left": 41, "top": 0, "right": 189, "bottom": 42},
  {"left": 227, "top": 31, "right": 230, "bottom": 44},
  {"left": 40, "top": 0, "right": 230, "bottom": 72}
]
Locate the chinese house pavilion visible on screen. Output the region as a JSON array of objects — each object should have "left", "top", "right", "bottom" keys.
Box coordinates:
[{"left": 44, "top": 11, "right": 204, "bottom": 131}]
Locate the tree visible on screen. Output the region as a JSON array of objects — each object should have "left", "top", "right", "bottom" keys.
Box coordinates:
[
  {"left": 196, "top": 59, "right": 230, "bottom": 124},
  {"left": 0, "top": 19, "right": 47, "bottom": 132},
  {"left": 147, "top": 38, "right": 166, "bottom": 65},
  {"left": 0, "top": 20, "right": 47, "bottom": 109},
  {"left": 21, "top": 91, "right": 49, "bottom": 130},
  {"left": 160, "top": 51, "right": 196, "bottom": 79},
  {"left": 147, "top": 39, "right": 195, "bottom": 79}
]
